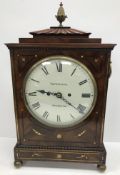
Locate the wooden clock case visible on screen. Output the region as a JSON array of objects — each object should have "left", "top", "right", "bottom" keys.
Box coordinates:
[{"left": 6, "top": 26, "right": 115, "bottom": 170}]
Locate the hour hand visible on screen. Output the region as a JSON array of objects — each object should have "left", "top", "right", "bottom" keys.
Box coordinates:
[
  {"left": 37, "top": 90, "right": 63, "bottom": 98},
  {"left": 37, "top": 90, "right": 51, "bottom": 95},
  {"left": 37, "top": 90, "right": 46, "bottom": 94},
  {"left": 37, "top": 90, "right": 56, "bottom": 96},
  {"left": 27, "top": 92, "right": 37, "bottom": 96}
]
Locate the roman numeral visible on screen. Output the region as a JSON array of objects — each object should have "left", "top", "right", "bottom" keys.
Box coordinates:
[
  {"left": 77, "top": 104, "right": 86, "bottom": 114},
  {"left": 28, "top": 92, "right": 37, "bottom": 96},
  {"left": 32, "top": 102, "right": 40, "bottom": 110},
  {"left": 71, "top": 67, "right": 77, "bottom": 76},
  {"left": 41, "top": 66, "right": 49, "bottom": 75},
  {"left": 57, "top": 115, "right": 61, "bottom": 122},
  {"left": 79, "top": 80, "right": 87, "bottom": 85},
  {"left": 56, "top": 63, "right": 62, "bottom": 72},
  {"left": 82, "top": 93, "right": 91, "bottom": 98},
  {"left": 30, "top": 78, "right": 40, "bottom": 83},
  {"left": 42, "top": 111, "right": 49, "bottom": 119}
]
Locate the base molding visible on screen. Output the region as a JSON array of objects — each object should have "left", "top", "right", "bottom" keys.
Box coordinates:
[{"left": 14, "top": 144, "right": 106, "bottom": 169}]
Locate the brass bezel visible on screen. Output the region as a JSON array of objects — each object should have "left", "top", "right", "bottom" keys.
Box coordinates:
[{"left": 23, "top": 56, "right": 97, "bottom": 128}]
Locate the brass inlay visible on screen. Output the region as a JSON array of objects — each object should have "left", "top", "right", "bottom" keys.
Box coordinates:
[
  {"left": 57, "top": 154, "right": 62, "bottom": 159},
  {"left": 94, "top": 58, "right": 98, "bottom": 63},
  {"left": 32, "top": 129, "right": 42, "bottom": 136},
  {"left": 17, "top": 157, "right": 100, "bottom": 163},
  {"left": 17, "top": 151, "right": 99, "bottom": 163},
  {"left": 81, "top": 55, "right": 84, "bottom": 58},
  {"left": 18, "top": 148, "right": 101, "bottom": 154},
  {"left": 16, "top": 152, "right": 19, "bottom": 158},
  {"left": 78, "top": 130, "right": 86, "bottom": 137},
  {"left": 32, "top": 153, "right": 42, "bottom": 157},
  {"left": 57, "top": 134, "right": 62, "bottom": 139},
  {"left": 76, "top": 154, "right": 88, "bottom": 160},
  {"left": 109, "top": 61, "right": 112, "bottom": 77},
  {"left": 22, "top": 57, "right": 25, "bottom": 62},
  {"left": 102, "top": 156, "right": 104, "bottom": 161},
  {"left": 35, "top": 54, "right": 38, "bottom": 58}
]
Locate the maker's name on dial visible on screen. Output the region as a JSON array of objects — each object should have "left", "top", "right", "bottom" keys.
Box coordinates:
[{"left": 50, "top": 82, "right": 68, "bottom": 86}]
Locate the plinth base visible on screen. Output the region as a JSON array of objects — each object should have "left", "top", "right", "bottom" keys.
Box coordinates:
[{"left": 14, "top": 144, "right": 106, "bottom": 170}]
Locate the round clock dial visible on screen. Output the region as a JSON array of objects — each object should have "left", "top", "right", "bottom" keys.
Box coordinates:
[{"left": 23, "top": 56, "right": 97, "bottom": 128}]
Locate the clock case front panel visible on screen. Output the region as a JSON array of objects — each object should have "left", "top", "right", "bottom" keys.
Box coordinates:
[{"left": 6, "top": 31, "right": 115, "bottom": 166}]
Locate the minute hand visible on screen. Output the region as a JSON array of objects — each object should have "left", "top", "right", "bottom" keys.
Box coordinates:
[
  {"left": 59, "top": 95, "right": 77, "bottom": 111},
  {"left": 37, "top": 90, "right": 78, "bottom": 112}
]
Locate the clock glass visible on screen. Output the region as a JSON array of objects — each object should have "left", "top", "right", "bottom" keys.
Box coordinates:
[{"left": 23, "top": 56, "right": 97, "bottom": 128}]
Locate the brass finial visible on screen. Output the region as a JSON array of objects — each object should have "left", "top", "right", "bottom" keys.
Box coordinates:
[{"left": 56, "top": 2, "right": 67, "bottom": 27}]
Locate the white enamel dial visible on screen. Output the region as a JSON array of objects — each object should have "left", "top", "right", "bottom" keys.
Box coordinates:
[{"left": 24, "top": 56, "right": 97, "bottom": 128}]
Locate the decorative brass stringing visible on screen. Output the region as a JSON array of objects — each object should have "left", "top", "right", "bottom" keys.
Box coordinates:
[
  {"left": 22, "top": 57, "right": 25, "bottom": 62},
  {"left": 57, "top": 134, "right": 62, "bottom": 139},
  {"left": 57, "top": 154, "right": 62, "bottom": 159},
  {"left": 32, "top": 129, "right": 43, "bottom": 136},
  {"left": 93, "top": 141, "right": 96, "bottom": 145},
  {"left": 109, "top": 61, "right": 112, "bottom": 77},
  {"left": 94, "top": 58, "right": 98, "bottom": 63},
  {"left": 76, "top": 154, "right": 88, "bottom": 160},
  {"left": 32, "top": 153, "right": 42, "bottom": 157},
  {"left": 81, "top": 55, "right": 84, "bottom": 58},
  {"left": 102, "top": 156, "right": 104, "bottom": 161},
  {"left": 16, "top": 152, "right": 19, "bottom": 158},
  {"left": 78, "top": 130, "right": 86, "bottom": 137},
  {"left": 35, "top": 54, "right": 38, "bottom": 58}
]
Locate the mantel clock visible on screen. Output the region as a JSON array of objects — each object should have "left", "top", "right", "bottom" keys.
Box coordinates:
[{"left": 6, "top": 3, "right": 116, "bottom": 170}]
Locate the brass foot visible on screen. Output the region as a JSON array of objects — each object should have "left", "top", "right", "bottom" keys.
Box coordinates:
[
  {"left": 14, "top": 160, "right": 23, "bottom": 168},
  {"left": 97, "top": 164, "right": 106, "bottom": 171}
]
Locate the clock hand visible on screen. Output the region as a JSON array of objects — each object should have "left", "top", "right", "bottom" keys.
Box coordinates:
[
  {"left": 27, "top": 92, "right": 37, "bottom": 96},
  {"left": 37, "top": 90, "right": 57, "bottom": 96},
  {"left": 50, "top": 91, "right": 78, "bottom": 111},
  {"left": 55, "top": 93, "right": 83, "bottom": 114},
  {"left": 37, "top": 90, "right": 47, "bottom": 94},
  {"left": 61, "top": 96, "right": 84, "bottom": 114},
  {"left": 37, "top": 90, "right": 63, "bottom": 98},
  {"left": 37, "top": 90, "right": 79, "bottom": 113},
  {"left": 59, "top": 95, "right": 77, "bottom": 110}
]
